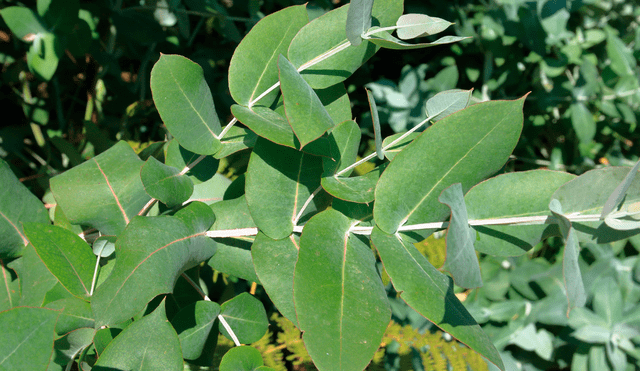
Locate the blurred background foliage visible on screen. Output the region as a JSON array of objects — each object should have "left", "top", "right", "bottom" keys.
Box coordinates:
[{"left": 1, "top": 0, "right": 640, "bottom": 370}]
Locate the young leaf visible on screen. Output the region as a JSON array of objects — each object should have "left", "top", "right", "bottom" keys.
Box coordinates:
[
  {"left": 228, "top": 5, "right": 308, "bottom": 107},
  {"left": 0, "top": 158, "right": 49, "bottom": 259},
  {"left": 466, "top": 170, "right": 575, "bottom": 256},
  {"left": 367, "top": 31, "right": 469, "bottom": 50},
  {"left": 321, "top": 163, "right": 387, "bottom": 204},
  {"left": 251, "top": 233, "right": 298, "bottom": 325},
  {"left": 288, "top": 0, "right": 403, "bottom": 89},
  {"left": 370, "top": 228, "right": 504, "bottom": 370},
  {"left": 93, "top": 300, "right": 183, "bottom": 370},
  {"left": 219, "top": 346, "right": 271, "bottom": 371},
  {"left": 294, "top": 209, "right": 390, "bottom": 371},
  {"left": 279, "top": 55, "right": 335, "bottom": 148},
  {"left": 395, "top": 14, "right": 453, "bottom": 40},
  {"left": 548, "top": 199, "right": 587, "bottom": 313},
  {"left": 601, "top": 160, "right": 640, "bottom": 219},
  {"left": 346, "top": 0, "right": 373, "bottom": 46},
  {"left": 150, "top": 54, "right": 222, "bottom": 155},
  {"left": 365, "top": 88, "right": 384, "bottom": 160},
  {"left": 231, "top": 104, "right": 298, "bottom": 149},
  {"left": 219, "top": 292, "right": 268, "bottom": 344},
  {"left": 48, "top": 327, "right": 95, "bottom": 371},
  {"left": 91, "top": 202, "right": 216, "bottom": 327},
  {"left": 50, "top": 141, "right": 151, "bottom": 236},
  {"left": 426, "top": 89, "right": 472, "bottom": 122},
  {"left": 141, "top": 156, "right": 194, "bottom": 208},
  {"left": 374, "top": 96, "right": 526, "bottom": 234},
  {"left": 171, "top": 300, "right": 221, "bottom": 360},
  {"left": 245, "top": 138, "right": 327, "bottom": 239},
  {"left": 0, "top": 307, "right": 59, "bottom": 370},
  {"left": 23, "top": 223, "right": 95, "bottom": 300},
  {"left": 439, "top": 183, "right": 482, "bottom": 289}
]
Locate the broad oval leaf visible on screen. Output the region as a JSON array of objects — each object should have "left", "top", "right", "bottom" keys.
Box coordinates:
[
  {"left": 0, "top": 6, "right": 47, "bottom": 38},
  {"left": 245, "top": 138, "right": 327, "bottom": 240},
  {"left": 346, "top": 0, "right": 373, "bottom": 46},
  {"left": 228, "top": 5, "right": 308, "bottom": 107},
  {"left": 288, "top": 0, "right": 403, "bottom": 89},
  {"left": 11, "top": 243, "right": 58, "bottom": 307},
  {"left": 466, "top": 170, "right": 576, "bottom": 256},
  {"left": 381, "top": 132, "right": 420, "bottom": 161},
  {"left": 150, "top": 54, "right": 222, "bottom": 155},
  {"left": 321, "top": 164, "right": 386, "bottom": 204},
  {"left": 165, "top": 139, "right": 219, "bottom": 183},
  {"left": 395, "top": 14, "right": 453, "bottom": 40},
  {"left": 0, "top": 307, "right": 59, "bottom": 370},
  {"left": 219, "top": 346, "right": 268, "bottom": 371},
  {"left": 94, "top": 301, "right": 183, "bottom": 370},
  {"left": 141, "top": 156, "right": 194, "bottom": 207},
  {"left": 50, "top": 141, "right": 151, "bottom": 236},
  {"left": 26, "top": 31, "right": 63, "bottom": 81},
  {"left": 426, "top": 89, "right": 472, "bottom": 122},
  {"left": 370, "top": 228, "right": 504, "bottom": 370},
  {"left": 219, "top": 292, "right": 268, "bottom": 344},
  {"left": 231, "top": 104, "right": 297, "bottom": 149},
  {"left": 0, "top": 158, "right": 49, "bottom": 259},
  {"left": 44, "top": 296, "right": 94, "bottom": 336},
  {"left": 92, "top": 202, "right": 216, "bottom": 327},
  {"left": 294, "top": 209, "right": 390, "bottom": 371},
  {"left": 374, "top": 96, "right": 526, "bottom": 234},
  {"left": 23, "top": 223, "right": 95, "bottom": 300},
  {"left": 171, "top": 300, "right": 221, "bottom": 360}
]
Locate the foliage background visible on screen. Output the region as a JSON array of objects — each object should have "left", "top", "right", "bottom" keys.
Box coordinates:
[{"left": 1, "top": 0, "right": 639, "bottom": 370}]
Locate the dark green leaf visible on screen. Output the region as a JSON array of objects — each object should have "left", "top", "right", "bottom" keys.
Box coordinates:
[
  {"left": 171, "top": 300, "right": 221, "bottom": 360},
  {"left": 92, "top": 202, "right": 216, "bottom": 327},
  {"left": 45, "top": 297, "right": 94, "bottom": 336},
  {"left": 231, "top": 105, "right": 297, "bottom": 149},
  {"left": 374, "top": 97, "right": 526, "bottom": 234},
  {"left": 0, "top": 260, "right": 19, "bottom": 311},
  {"left": 50, "top": 141, "right": 151, "bottom": 236},
  {"left": 371, "top": 228, "right": 504, "bottom": 370},
  {"left": 219, "top": 292, "right": 268, "bottom": 344},
  {"left": 0, "top": 158, "right": 49, "bottom": 258},
  {"left": 228, "top": 5, "right": 308, "bottom": 107},
  {"left": 165, "top": 140, "right": 219, "bottom": 183},
  {"left": 48, "top": 327, "right": 94, "bottom": 371},
  {"left": 38, "top": 0, "right": 79, "bottom": 33},
  {"left": 11, "top": 243, "right": 58, "bottom": 307},
  {"left": 150, "top": 54, "right": 222, "bottom": 155},
  {"left": 0, "top": 307, "right": 59, "bottom": 370},
  {"left": 93, "top": 300, "right": 183, "bottom": 371},
  {"left": 346, "top": 0, "right": 373, "bottom": 46},
  {"left": 219, "top": 346, "right": 268, "bottom": 371},
  {"left": 294, "top": 210, "right": 390, "bottom": 371},
  {"left": 570, "top": 102, "right": 596, "bottom": 143},
  {"left": 141, "top": 156, "right": 194, "bottom": 207},
  {"left": 366, "top": 88, "right": 383, "bottom": 159},
  {"left": 27, "top": 32, "right": 63, "bottom": 81}
]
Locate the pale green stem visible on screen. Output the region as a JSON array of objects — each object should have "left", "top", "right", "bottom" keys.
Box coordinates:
[
  {"left": 293, "top": 186, "right": 323, "bottom": 225},
  {"left": 89, "top": 243, "right": 106, "bottom": 297}
]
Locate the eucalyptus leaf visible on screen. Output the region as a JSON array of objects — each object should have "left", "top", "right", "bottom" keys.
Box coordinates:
[
  {"left": 0, "top": 307, "right": 59, "bottom": 370},
  {"left": 11, "top": 243, "right": 58, "bottom": 307},
  {"left": 321, "top": 163, "right": 386, "bottom": 204},
  {"left": 366, "top": 88, "right": 384, "bottom": 159},
  {"left": 346, "top": 0, "right": 373, "bottom": 46},
  {"left": 0, "top": 6, "right": 47, "bottom": 38},
  {"left": 219, "top": 292, "right": 268, "bottom": 344},
  {"left": 0, "top": 260, "right": 19, "bottom": 311},
  {"left": 601, "top": 160, "right": 640, "bottom": 219},
  {"left": 322, "top": 120, "right": 361, "bottom": 177},
  {"left": 426, "top": 89, "right": 472, "bottom": 122},
  {"left": 395, "top": 14, "right": 453, "bottom": 40},
  {"left": 26, "top": 31, "right": 62, "bottom": 81},
  {"left": 219, "top": 346, "right": 270, "bottom": 371},
  {"left": 231, "top": 105, "right": 297, "bottom": 149},
  {"left": 367, "top": 30, "right": 468, "bottom": 50},
  {"left": 141, "top": 156, "right": 194, "bottom": 207},
  {"left": 381, "top": 132, "right": 420, "bottom": 161},
  {"left": 171, "top": 300, "right": 221, "bottom": 360},
  {"left": 44, "top": 296, "right": 94, "bottom": 336},
  {"left": 570, "top": 102, "right": 596, "bottom": 143}
]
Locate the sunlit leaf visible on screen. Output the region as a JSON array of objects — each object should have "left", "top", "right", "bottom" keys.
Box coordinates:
[
  {"left": 141, "top": 156, "right": 194, "bottom": 207},
  {"left": 231, "top": 105, "right": 297, "bottom": 149},
  {"left": 0, "top": 307, "right": 59, "bottom": 370},
  {"left": 395, "top": 14, "right": 453, "bottom": 40},
  {"left": 426, "top": 89, "right": 472, "bottom": 122},
  {"left": 570, "top": 102, "right": 596, "bottom": 143},
  {"left": 321, "top": 164, "right": 386, "bottom": 204},
  {"left": 219, "top": 292, "right": 268, "bottom": 344},
  {"left": 345, "top": 0, "right": 373, "bottom": 46},
  {"left": 601, "top": 160, "right": 640, "bottom": 219}
]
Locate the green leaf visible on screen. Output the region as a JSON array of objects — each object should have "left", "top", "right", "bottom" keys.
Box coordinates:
[
  {"left": 605, "top": 28, "right": 636, "bottom": 77},
  {"left": 44, "top": 297, "right": 94, "bottom": 336},
  {"left": 573, "top": 325, "right": 611, "bottom": 343},
  {"left": 426, "top": 89, "right": 472, "bottom": 122},
  {"left": 279, "top": 55, "right": 335, "bottom": 148},
  {"left": 288, "top": 0, "right": 403, "bottom": 89},
  {"left": 165, "top": 140, "right": 219, "bottom": 184},
  {"left": 367, "top": 31, "right": 468, "bottom": 50},
  {"left": 294, "top": 209, "right": 390, "bottom": 371},
  {"left": 141, "top": 156, "right": 194, "bottom": 207},
  {"left": 38, "top": 0, "right": 79, "bottom": 34},
  {"left": 219, "top": 346, "right": 269, "bottom": 371},
  {"left": 219, "top": 292, "right": 268, "bottom": 344},
  {"left": 171, "top": 300, "right": 221, "bottom": 360},
  {"left": 0, "top": 7, "right": 47, "bottom": 38},
  {"left": 370, "top": 228, "right": 504, "bottom": 370},
  {"left": 570, "top": 102, "right": 596, "bottom": 143},
  {"left": 321, "top": 163, "right": 386, "bottom": 204},
  {"left": 316, "top": 83, "right": 353, "bottom": 124},
  {"left": 23, "top": 223, "right": 94, "bottom": 300},
  {"left": 366, "top": 88, "right": 384, "bottom": 160},
  {"left": 245, "top": 138, "right": 326, "bottom": 239},
  {"left": 549, "top": 199, "right": 587, "bottom": 313},
  {"left": 150, "top": 54, "right": 222, "bottom": 155},
  {"left": 251, "top": 232, "right": 299, "bottom": 324},
  {"left": 381, "top": 132, "right": 420, "bottom": 161},
  {"left": 92, "top": 202, "right": 216, "bottom": 327},
  {"left": 439, "top": 183, "right": 482, "bottom": 289},
  {"left": 228, "top": 5, "right": 308, "bottom": 107},
  {"left": 322, "top": 120, "right": 361, "bottom": 177},
  {"left": 189, "top": 173, "right": 232, "bottom": 205},
  {"left": 0, "top": 260, "right": 19, "bottom": 311},
  {"left": 466, "top": 170, "right": 575, "bottom": 256},
  {"left": 395, "top": 14, "right": 453, "bottom": 40},
  {"left": 374, "top": 97, "right": 526, "bottom": 234},
  {"left": 601, "top": 160, "right": 640, "bottom": 219},
  {"left": 215, "top": 126, "right": 258, "bottom": 159},
  {"left": 346, "top": 0, "right": 373, "bottom": 46},
  {"left": 27, "top": 31, "right": 63, "bottom": 81},
  {"left": 593, "top": 276, "right": 623, "bottom": 326},
  {"left": 48, "top": 327, "right": 94, "bottom": 371},
  {"left": 93, "top": 300, "right": 183, "bottom": 371},
  {"left": 231, "top": 105, "right": 298, "bottom": 149},
  {"left": 0, "top": 158, "right": 49, "bottom": 258},
  {"left": 11, "top": 243, "right": 58, "bottom": 307},
  {"left": 0, "top": 307, "right": 59, "bottom": 370},
  {"left": 50, "top": 141, "right": 151, "bottom": 236}
]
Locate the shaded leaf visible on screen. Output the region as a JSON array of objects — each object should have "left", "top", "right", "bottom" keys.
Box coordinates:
[
  {"left": 0, "top": 307, "right": 59, "bottom": 370},
  {"left": 93, "top": 300, "right": 182, "bottom": 371},
  {"left": 426, "top": 89, "right": 472, "bottom": 122},
  {"left": 231, "top": 105, "right": 297, "bottom": 149},
  {"left": 11, "top": 243, "right": 58, "bottom": 307},
  {"left": 370, "top": 228, "right": 504, "bottom": 370},
  {"left": 374, "top": 97, "right": 526, "bottom": 234},
  {"left": 346, "top": 0, "right": 373, "bottom": 46},
  {"left": 381, "top": 132, "right": 420, "bottom": 161},
  {"left": 44, "top": 296, "right": 94, "bottom": 336},
  {"left": 395, "top": 14, "right": 453, "bottom": 40},
  {"left": 294, "top": 209, "right": 390, "bottom": 371},
  {"left": 322, "top": 120, "right": 361, "bottom": 177},
  {"left": 171, "top": 300, "right": 221, "bottom": 360},
  {"left": 219, "top": 292, "right": 268, "bottom": 344},
  {"left": 366, "top": 88, "right": 384, "bottom": 160},
  {"left": 0, "top": 158, "right": 49, "bottom": 259},
  {"left": 92, "top": 202, "right": 216, "bottom": 327},
  {"left": 165, "top": 140, "right": 219, "bottom": 184},
  {"left": 215, "top": 126, "right": 258, "bottom": 159},
  {"left": 439, "top": 183, "right": 481, "bottom": 289},
  {"left": 321, "top": 164, "right": 386, "bottom": 204},
  {"left": 228, "top": 5, "right": 308, "bottom": 107},
  {"left": 24, "top": 223, "right": 94, "bottom": 300},
  {"left": 141, "top": 156, "right": 194, "bottom": 207},
  {"left": 48, "top": 327, "right": 94, "bottom": 371},
  {"left": 50, "top": 141, "right": 151, "bottom": 236},
  {"left": 0, "top": 260, "right": 19, "bottom": 311},
  {"left": 367, "top": 31, "right": 468, "bottom": 50},
  {"left": 150, "top": 54, "right": 222, "bottom": 155},
  {"left": 570, "top": 102, "right": 596, "bottom": 143}
]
